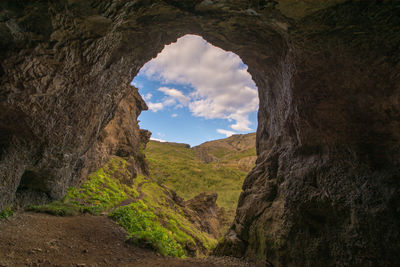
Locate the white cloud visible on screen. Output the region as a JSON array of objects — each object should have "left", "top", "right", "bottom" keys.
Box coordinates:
[
  {"left": 217, "top": 129, "right": 236, "bottom": 137},
  {"left": 158, "top": 87, "right": 190, "bottom": 105},
  {"left": 143, "top": 93, "right": 152, "bottom": 101},
  {"left": 140, "top": 34, "right": 258, "bottom": 132},
  {"left": 147, "top": 102, "right": 164, "bottom": 112},
  {"left": 162, "top": 98, "right": 176, "bottom": 106},
  {"left": 147, "top": 87, "right": 190, "bottom": 112},
  {"left": 171, "top": 113, "right": 178, "bottom": 117},
  {"left": 150, "top": 137, "right": 166, "bottom": 142}
]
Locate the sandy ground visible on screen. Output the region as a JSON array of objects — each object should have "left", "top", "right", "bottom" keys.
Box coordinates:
[{"left": 0, "top": 212, "right": 258, "bottom": 267}]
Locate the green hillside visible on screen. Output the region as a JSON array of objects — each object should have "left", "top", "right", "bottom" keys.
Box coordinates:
[
  {"left": 145, "top": 133, "right": 256, "bottom": 223},
  {"left": 28, "top": 156, "right": 217, "bottom": 257}
]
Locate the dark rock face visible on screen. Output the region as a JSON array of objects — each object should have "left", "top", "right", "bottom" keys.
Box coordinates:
[
  {"left": 185, "top": 192, "right": 228, "bottom": 239},
  {"left": 77, "top": 86, "right": 151, "bottom": 186},
  {"left": 0, "top": 0, "right": 399, "bottom": 265}
]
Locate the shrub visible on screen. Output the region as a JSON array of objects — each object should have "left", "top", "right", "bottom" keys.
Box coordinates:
[{"left": 0, "top": 206, "right": 14, "bottom": 219}]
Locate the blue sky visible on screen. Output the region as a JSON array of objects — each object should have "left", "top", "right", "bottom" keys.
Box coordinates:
[{"left": 132, "top": 35, "right": 258, "bottom": 147}]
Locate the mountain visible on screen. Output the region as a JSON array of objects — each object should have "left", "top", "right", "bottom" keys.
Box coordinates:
[
  {"left": 145, "top": 133, "right": 256, "bottom": 225},
  {"left": 193, "top": 132, "right": 257, "bottom": 172}
]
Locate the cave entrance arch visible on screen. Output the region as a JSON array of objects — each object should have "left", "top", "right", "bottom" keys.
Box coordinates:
[
  {"left": 0, "top": 0, "right": 293, "bottom": 262},
  {"left": 121, "top": 13, "right": 290, "bottom": 157},
  {"left": 134, "top": 34, "right": 259, "bottom": 146},
  {"left": 2, "top": 1, "right": 398, "bottom": 265}
]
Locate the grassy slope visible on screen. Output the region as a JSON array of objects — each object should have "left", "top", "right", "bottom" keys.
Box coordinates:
[
  {"left": 28, "top": 157, "right": 216, "bottom": 258},
  {"left": 193, "top": 132, "right": 257, "bottom": 171},
  {"left": 145, "top": 133, "right": 256, "bottom": 223},
  {"left": 27, "top": 133, "right": 256, "bottom": 257}
]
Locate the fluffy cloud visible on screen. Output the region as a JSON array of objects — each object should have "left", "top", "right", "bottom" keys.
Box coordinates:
[
  {"left": 171, "top": 113, "right": 178, "bottom": 117},
  {"left": 147, "top": 87, "right": 190, "bottom": 112},
  {"left": 158, "top": 87, "right": 190, "bottom": 105},
  {"left": 141, "top": 35, "right": 258, "bottom": 132},
  {"left": 217, "top": 129, "right": 236, "bottom": 137},
  {"left": 147, "top": 102, "right": 164, "bottom": 112}
]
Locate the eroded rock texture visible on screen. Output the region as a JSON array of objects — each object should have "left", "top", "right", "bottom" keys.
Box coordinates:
[
  {"left": 0, "top": 0, "right": 399, "bottom": 265},
  {"left": 185, "top": 192, "right": 229, "bottom": 239}
]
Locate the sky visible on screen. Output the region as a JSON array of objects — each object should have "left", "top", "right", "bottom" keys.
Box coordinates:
[{"left": 132, "top": 34, "right": 259, "bottom": 147}]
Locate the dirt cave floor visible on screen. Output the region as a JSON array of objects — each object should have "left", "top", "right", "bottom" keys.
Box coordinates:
[{"left": 0, "top": 212, "right": 256, "bottom": 267}]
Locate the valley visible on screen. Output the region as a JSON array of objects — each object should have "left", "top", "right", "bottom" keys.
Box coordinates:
[{"left": 146, "top": 133, "right": 256, "bottom": 225}]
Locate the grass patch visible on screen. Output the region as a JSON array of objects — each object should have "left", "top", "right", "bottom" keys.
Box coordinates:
[
  {"left": 109, "top": 201, "right": 185, "bottom": 258},
  {"left": 0, "top": 206, "right": 14, "bottom": 219},
  {"left": 28, "top": 157, "right": 138, "bottom": 215},
  {"left": 64, "top": 157, "right": 139, "bottom": 215},
  {"left": 128, "top": 174, "right": 218, "bottom": 255},
  {"left": 27, "top": 201, "right": 79, "bottom": 216}
]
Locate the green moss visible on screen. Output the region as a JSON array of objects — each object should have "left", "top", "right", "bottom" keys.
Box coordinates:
[
  {"left": 138, "top": 179, "right": 217, "bottom": 253},
  {"left": 0, "top": 206, "right": 14, "bottom": 219},
  {"left": 164, "top": 211, "right": 217, "bottom": 251},
  {"left": 29, "top": 157, "right": 138, "bottom": 215},
  {"left": 63, "top": 157, "right": 139, "bottom": 215},
  {"left": 109, "top": 201, "right": 185, "bottom": 258},
  {"left": 27, "top": 201, "right": 79, "bottom": 216}
]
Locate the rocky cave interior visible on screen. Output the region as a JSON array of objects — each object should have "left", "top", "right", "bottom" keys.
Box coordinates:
[{"left": 0, "top": 0, "right": 399, "bottom": 266}]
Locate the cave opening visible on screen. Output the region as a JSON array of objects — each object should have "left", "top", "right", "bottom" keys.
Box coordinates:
[
  {"left": 15, "top": 169, "right": 52, "bottom": 207},
  {"left": 131, "top": 34, "right": 259, "bottom": 231},
  {"left": 133, "top": 34, "right": 259, "bottom": 146}
]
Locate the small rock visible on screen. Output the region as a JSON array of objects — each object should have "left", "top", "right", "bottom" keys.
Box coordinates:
[{"left": 246, "top": 8, "right": 259, "bottom": 16}]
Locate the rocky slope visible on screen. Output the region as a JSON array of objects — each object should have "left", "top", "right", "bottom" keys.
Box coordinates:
[
  {"left": 0, "top": 1, "right": 399, "bottom": 265},
  {"left": 193, "top": 133, "right": 257, "bottom": 172}
]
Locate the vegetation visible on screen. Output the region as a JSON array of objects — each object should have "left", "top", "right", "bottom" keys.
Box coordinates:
[
  {"left": 0, "top": 206, "right": 14, "bottom": 219},
  {"left": 27, "top": 134, "right": 256, "bottom": 257},
  {"left": 145, "top": 134, "right": 256, "bottom": 223},
  {"left": 28, "top": 157, "right": 138, "bottom": 216},
  {"left": 109, "top": 201, "right": 185, "bottom": 257},
  {"left": 28, "top": 156, "right": 216, "bottom": 257},
  {"left": 27, "top": 201, "right": 79, "bottom": 216}
]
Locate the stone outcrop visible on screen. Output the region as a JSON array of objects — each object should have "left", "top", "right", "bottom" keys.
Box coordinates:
[
  {"left": 77, "top": 87, "right": 150, "bottom": 186},
  {"left": 185, "top": 192, "right": 229, "bottom": 239},
  {"left": 0, "top": 0, "right": 399, "bottom": 265}
]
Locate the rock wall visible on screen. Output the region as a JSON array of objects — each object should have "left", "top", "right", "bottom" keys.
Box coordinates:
[
  {"left": 76, "top": 86, "right": 151, "bottom": 185},
  {"left": 0, "top": 0, "right": 399, "bottom": 265},
  {"left": 216, "top": 2, "right": 400, "bottom": 266}
]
